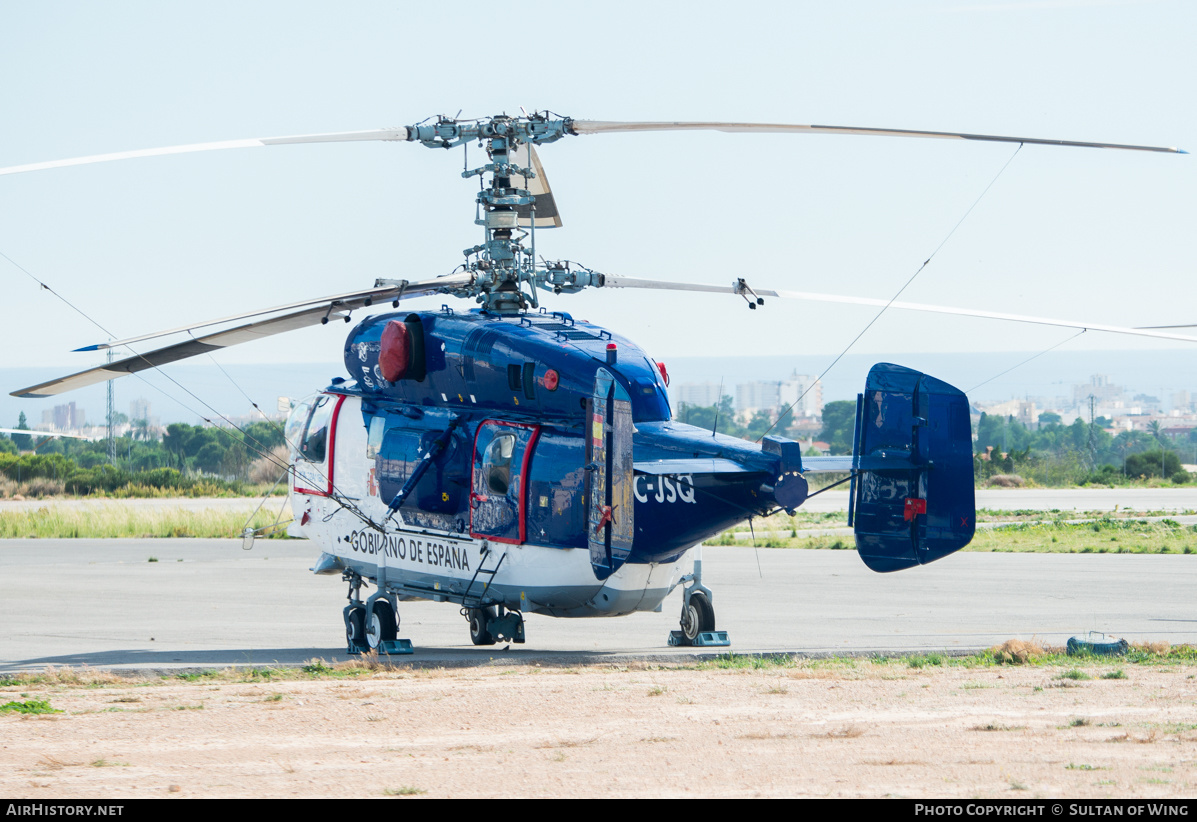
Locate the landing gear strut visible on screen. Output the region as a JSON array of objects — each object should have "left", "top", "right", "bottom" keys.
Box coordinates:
[
  {"left": 343, "top": 570, "right": 413, "bottom": 655},
  {"left": 669, "top": 551, "right": 730, "bottom": 647},
  {"left": 462, "top": 604, "right": 525, "bottom": 646}
]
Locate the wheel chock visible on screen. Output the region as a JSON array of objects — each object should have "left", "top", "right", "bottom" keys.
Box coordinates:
[
  {"left": 667, "top": 630, "right": 731, "bottom": 647},
  {"left": 347, "top": 639, "right": 414, "bottom": 656},
  {"left": 379, "top": 639, "right": 414, "bottom": 655}
]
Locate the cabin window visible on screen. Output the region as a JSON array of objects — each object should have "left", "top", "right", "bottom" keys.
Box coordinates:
[
  {"left": 366, "top": 415, "right": 385, "bottom": 460},
  {"left": 483, "top": 433, "right": 516, "bottom": 495},
  {"left": 471, "top": 421, "right": 540, "bottom": 544}
]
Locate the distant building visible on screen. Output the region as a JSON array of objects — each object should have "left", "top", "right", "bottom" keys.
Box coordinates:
[
  {"left": 735, "top": 373, "right": 823, "bottom": 419},
  {"left": 735, "top": 381, "right": 780, "bottom": 416},
  {"left": 778, "top": 373, "right": 822, "bottom": 419},
  {"left": 1073, "top": 374, "right": 1124, "bottom": 407},
  {"left": 673, "top": 382, "right": 724, "bottom": 408},
  {"left": 43, "top": 402, "right": 85, "bottom": 430},
  {"left": 1133, "top": 393, "right": 1162, "bottom": 415},
  {"left": 979, "top": 399, "right": 1037, "bottom": 428}
]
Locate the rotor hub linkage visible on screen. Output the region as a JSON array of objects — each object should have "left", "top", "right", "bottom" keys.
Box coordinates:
[{"left": 405, "top": 114, "right": 587, "bottom": 314}]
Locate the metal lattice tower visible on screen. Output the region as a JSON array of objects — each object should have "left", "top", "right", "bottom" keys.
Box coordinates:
[{"left": 106, "top": 347, "right": 116, "bottom": 464}]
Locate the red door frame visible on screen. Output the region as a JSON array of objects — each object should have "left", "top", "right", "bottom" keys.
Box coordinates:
[
  {"left": 469, "top": 419, "right": 541, "bottom": 544},
  {"left": 292, "top": 393, "right": 347, "bottom": 498}
]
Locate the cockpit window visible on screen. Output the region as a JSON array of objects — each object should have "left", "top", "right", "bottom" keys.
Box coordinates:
[
  {"left": 284, "top": 398, "right": 311, "bottom": 452},
  {"left": 300, "top": 395, "right": 333, "bottom": 463}
]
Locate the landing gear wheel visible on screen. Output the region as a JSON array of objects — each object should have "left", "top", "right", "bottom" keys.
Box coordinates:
[
  {"left": 468, "top": 606, "right": 497, "bottom": 646},
  {"left": 346, "top": 606, "right": 366, "bottom": 649},
  {"left": 366, "top": 600, "right": 398, "bottom": 650},
  {"left": 680, "top": 591, "right": 716, "bottom": 646}
]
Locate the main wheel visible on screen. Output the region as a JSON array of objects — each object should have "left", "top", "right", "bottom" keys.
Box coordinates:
[
  {"left": 366, "top": 600, "right": 398, "bottom": 650},
  {"left": 468, "top": 606, "right": 497, "bottom": 646},
  {"left": 680, "top": 591, "right": 716, "bottom": 645},
  {"left": 346, "top": 606, "right": 366, "bottom": 648}
]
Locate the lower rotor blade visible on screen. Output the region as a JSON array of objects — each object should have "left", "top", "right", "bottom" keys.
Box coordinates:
[
  {"left": 76, "top": 282, "right": 416, "bottom": 352},
  {"left": 0, "top": 128, "right": 411, "bottom": 177},
  {"left": 600, "top": 275, "right": 1197, "bottom": 344},
  {"left": 0, "top": 428, "right": 102, "bottom": 441},
  {"left": 12, "top": 273, "right": 473, "bottom": 398}
]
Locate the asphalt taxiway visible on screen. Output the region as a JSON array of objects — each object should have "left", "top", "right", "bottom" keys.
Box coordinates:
[{"left": 2, "top": 533, "right": 1193, "bottom": 672}]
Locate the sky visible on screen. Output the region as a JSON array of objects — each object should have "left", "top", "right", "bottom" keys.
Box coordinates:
[{"left": 1, "top": 1, "right": 1194, "bottom": 423}]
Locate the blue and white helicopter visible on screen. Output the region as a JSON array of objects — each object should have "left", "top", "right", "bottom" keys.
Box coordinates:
[{"left": 6, "top": 114, "right": 1187, "bottom": 652}]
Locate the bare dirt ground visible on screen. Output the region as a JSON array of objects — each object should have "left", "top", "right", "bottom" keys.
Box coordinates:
[{"left": 2, "top": 658, "right": 1196, "bottom": 799}]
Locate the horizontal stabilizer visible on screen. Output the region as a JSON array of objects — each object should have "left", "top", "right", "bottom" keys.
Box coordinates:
[
  {"left": 801, "top": 456, "right": 854, "bottom": 473},
  {"left": 633, "top": 458, "right": 751, "bottom": 475}
]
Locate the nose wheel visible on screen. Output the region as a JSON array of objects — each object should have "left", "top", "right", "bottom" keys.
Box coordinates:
[{"left": 343, "top": 571, "right": 412, "bottom": 655}]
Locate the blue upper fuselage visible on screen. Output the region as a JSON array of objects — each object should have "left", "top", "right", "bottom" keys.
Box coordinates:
[
  {"left": 331, "top": 307, "right": 785, "bottom": 566},
  {"left": 342, "top": 307, "right": 672, "bottom": 424}
]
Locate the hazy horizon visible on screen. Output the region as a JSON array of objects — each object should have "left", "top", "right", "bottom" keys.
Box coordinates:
[{"left": 4, "top": 347, "right": 1195, "bottom": 430}]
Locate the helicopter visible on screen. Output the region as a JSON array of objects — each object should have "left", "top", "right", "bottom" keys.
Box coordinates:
[{"left": 4, "top": 114, "right": 1188, "bottom": 653}]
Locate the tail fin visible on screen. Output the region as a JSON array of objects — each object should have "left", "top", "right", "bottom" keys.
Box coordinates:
[{"left": 849, "top": 363, "right": 975, "bottom": 572}]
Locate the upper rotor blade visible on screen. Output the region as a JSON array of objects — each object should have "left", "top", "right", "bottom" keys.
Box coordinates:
[
  {"left": 511, "top": 144, "right": 562, "bottom": 228},
  {"left": 12, "top": 273, "right": 473, "bottom": 398},
  {"left": 570, "top": 121, "right": 1185, "bottom": 154},
  {"left": 0, "top": 128, "right": 410, "bottom": 177},
  {"left": 601, "top": 275, "right": 1197, "bottom": 344}
]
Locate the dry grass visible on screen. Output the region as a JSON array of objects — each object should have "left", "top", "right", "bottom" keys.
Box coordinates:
[
  {"left": 824, "top": 725, "right": 864, "bottom": 739},
  {"left": 739, "top": 730, "right": 793, "bottom": 740},
  {"left": 0, "top": 505, "right": 290, "bottom": 539},
  {"left": 991, "top": 639, "right": 1048, "bottom": 665},
  {"left": 987, "top": 474, "right": 1025, "bottom": 488},
  {"left": 1132, "top": 641, "right": 1171, "bottom": 655},
  {"left": 3, "top": 666, "right": 132, "bottom": 687}
]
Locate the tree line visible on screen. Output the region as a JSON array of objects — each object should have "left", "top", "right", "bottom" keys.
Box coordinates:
[
  {"left": 674, "top": 398, "right": 1195, "bottom": 485},
  {"left": 1, "top": 418, "right": 289, "bottom": 492}
]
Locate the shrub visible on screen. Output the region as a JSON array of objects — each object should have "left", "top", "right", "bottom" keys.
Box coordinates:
[{"left": 1125, "top": 451, "right": 1181, "bottom": 479}]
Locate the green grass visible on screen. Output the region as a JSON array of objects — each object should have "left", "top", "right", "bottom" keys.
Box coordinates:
[
  {"left": 698, "top": 653, "right": 801, "bottom": 670},
  {"left": 907, "top": 653, "right": 944, "bottom": 669},
  {"left": 964, "top": 517, "right": 1197, "bottom": 554},
  {"left": 383, "top": 786, "right": 426, "bottom": 796},
  {"left": 0, "top": 506, "right": 291, "bottom": 539},
  {"left": 0, "top": 699, "right": 61, "bottom": 714},
  {"left": 711, "top": 512, "right": 1197, "bottom": 554}
]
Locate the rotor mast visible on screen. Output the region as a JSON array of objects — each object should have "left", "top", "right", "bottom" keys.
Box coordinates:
[{"left": 405, "top": 114, "right": 601, "bottom": 313}]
